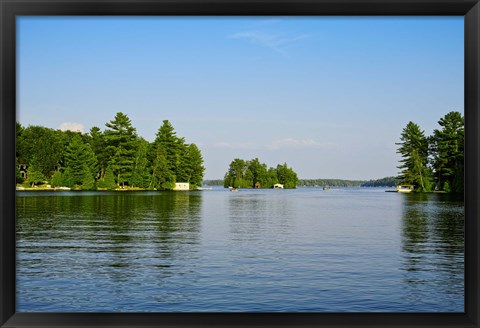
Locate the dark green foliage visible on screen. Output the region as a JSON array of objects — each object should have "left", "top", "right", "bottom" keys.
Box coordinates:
[
  {"left": 89, "top": 126, "right": 108, "bottom": 179},
  {"left": 396, "top": 112, "right": 464, "bottom": 193},
  {"left": 150, "top": 146, "right": 174, "bottom": 190},
  {"left": 64, "top": 134, "right": 98, "bottom": 186},
  {"left": 223, "top": 158, "right": 298, "bottom": 189},
  {"left": 430, "top": 111, "right": 464, "bottom": 193},
  {"left": 26, "top": 162, "right": 46, "bottom": 187},
  {"left": 16, "top": 114, "right": 205, "bottom": 190},
  {"left": 81, "top": 165, "right": 96, "bottom": 190},
  {"left": 17, "top": 125, "right": 64, "bottom": 177},
  {"left": 224, "top": 158, "right": 247, "bottom": 188},
  {"left": 154, "top": 120, "right": 180, "bottom": 184},
  {"left": 396, "top": 122, "right": 433, "bottom": 192},
  {"left": 275, "top": 163, "right": 298, "bottom": 189},
  {"left": 185, "top": 143, "right": 205, "bottom": 188},
  {"left": 130, "top": 138, "right": 151, "bottom": 189},
  {"left": 104, "top": 112, "right": 138, "bottom": 186},
  {"left": 16, "top": 157, "right": 23, "bottom": 183},
  {"left": 97, "top": 166, "right": 117, "bottom": 189},
  {"left": 50, "top": 171, "right": 63, "bottom": 187}
]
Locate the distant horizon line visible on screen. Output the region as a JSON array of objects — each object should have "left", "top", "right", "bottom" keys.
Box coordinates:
[{"left": 203, "top": 176, "right": 398, "bottom": 182}]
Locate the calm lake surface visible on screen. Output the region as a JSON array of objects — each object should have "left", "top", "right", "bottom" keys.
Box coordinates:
[{"left": 16, "top": 187, "right": 464, "bottom": 312}]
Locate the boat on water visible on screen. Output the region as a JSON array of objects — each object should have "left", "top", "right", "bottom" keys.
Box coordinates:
[
  {"left": 229, "top": 187, "right": 239, "bottom": 192},
  {"left": 386, "top": 184, "right": 414, "bottom": 193}
]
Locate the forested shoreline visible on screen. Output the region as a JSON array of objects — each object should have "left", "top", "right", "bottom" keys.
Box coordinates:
[
  {"left": 203, "top": 177, "right": 400, "bottom": 188},
  {"left": 16, "top": 110, "right": 463, "bottom": 193},
  {"left": 16, "top": 112, "right": 205, "bottom": 190},
  {"left": 396, "top": 111, "right": 464, "bottom": 193}
]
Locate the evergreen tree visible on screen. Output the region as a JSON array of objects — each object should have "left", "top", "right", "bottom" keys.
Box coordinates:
[
  {"left": 430, "top": 111, "right": 464, "bottom": 193},
  {"left": 89, "top": 126, "right": 108, "bottom": 179},
  {"left": 130, "top": 138, "right": 151, "bottom": 189},
  {"left": 175, "top": 137, "right": 190, "bottom": 183},
  {"left": 153, "top": 120, "right": 180, "bottom": 184},
  {"left": 97, "top": 166, "right": 117, "bottom": 189},
  {"left": 50, "top": 171, "right": 63, "bottom": 187},
  {"left": 186, "top": 143, "right": 205, "bottom": 188},
  {"left": 104, "top": 112, "right": 138, "bottom": 186},
  {"left": 80, "top": 165, "right": 96, "bottom": 190},
  {"left": 26, "top": 162, "right": 46, "bottom": 187},
  {"left": 64, "top": 134, "right": 98, "bottom": 186},
  {"left": 150, "top": 146, "right": 173, "bottom": 190},
  {"left": 396, "top": 122, "right": 433, "bottom": 192},
  {"left": 62, "top": 167, "right": 75, "bottom": 188}
]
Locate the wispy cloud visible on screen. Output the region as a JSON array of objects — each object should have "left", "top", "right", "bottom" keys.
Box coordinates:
[
  {"left": 58, "top": 122, "right": 84, "bottom": 133},
  {"left": 268, "top": 138, "right": 338, "bottom": 150},
  {"left": 212, "top": 138, "right": 337, "bottom": 151},
  {"left": 228, "top": 30, "right": 309, "bottom": 54}
]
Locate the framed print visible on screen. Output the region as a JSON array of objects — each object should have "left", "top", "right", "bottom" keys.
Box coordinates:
[{"left": 1, "top": 0, "right": 479, "bottom": 327}]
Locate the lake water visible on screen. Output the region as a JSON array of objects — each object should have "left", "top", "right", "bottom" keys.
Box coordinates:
[{"left": 16, "top": 187, "right": 464, "bottom": 312}]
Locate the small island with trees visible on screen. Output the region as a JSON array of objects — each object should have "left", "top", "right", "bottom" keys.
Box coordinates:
[{"left": 223, "top": 158, "right": 298, "bottom": 189}]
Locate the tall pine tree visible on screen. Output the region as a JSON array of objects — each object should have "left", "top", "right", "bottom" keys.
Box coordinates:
[
  {"left": 64, "top": 134, "right": 98, "bottom": 187},
  {"left": 396, "top": 122, "right": 433, "bottom": 192},
  {"left": 430, "top": 111, "right": 464, "bottom": 193},
  {"left": 104, "top": 112, "right": 138, "bottom": 187}
]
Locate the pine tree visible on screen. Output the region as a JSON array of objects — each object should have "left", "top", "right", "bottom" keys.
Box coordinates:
[
  {"left": 97, "top": 166, "right": 117, "bottom": 189},
  {"left": 89, "top": 126, "right": 108, "bottom": 179},
  {"left": 430, "top": 111, "right": 464, "bottom": 193},
  {"left": 153, "top": 120, "right": 180, "bottom": 184},
  {"left": 104, "top": 112, "right": 138, "bottom": 187},
  {"left": 80, "top": 165, "right": 95, "bottom": 190},
  {"left": 186, "top": 143, "right": 205, "bottom": 188},
  {"left": 64, "top": 134, "right": 98, "bottom": 186},
  {"left": 175, "top": 138, "right": 190, "bottom": 183},
  {"left": 396, "top": 122, "right": 433, "bottom": 192},
  {"left": 26, "top": 162, "right": 46, "bottom": 187},
  {"left": 130, "top": 138, "right": 151, "bottom": 189},
  {"left": 150, "top": 146, "right": 173, "bottom": 190},
  {"left": 50, "top": 171, "right": 63, "bottom": 187}
]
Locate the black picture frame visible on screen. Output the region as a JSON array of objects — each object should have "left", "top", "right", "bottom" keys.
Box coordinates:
[{"left": 1, "top": 0, "right": 479, "bottom": 327}]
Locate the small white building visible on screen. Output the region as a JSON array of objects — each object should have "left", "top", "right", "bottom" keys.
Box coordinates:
[
  {"left": 174, "top": 182, "right": 190, "bottom": 191},
  {"left": 273, "top": 183, "right": 284, "bottom": 189}
]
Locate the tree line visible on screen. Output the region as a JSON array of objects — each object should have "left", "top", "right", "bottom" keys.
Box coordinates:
[
  {"left": 204, "top": 176, "right": 400, "bottom": 188},
  {"left": 397, "top": 111, "right": 463, "bottom": 193},
  {"left": 297, "top": 177, "right": 400, "bottom": 187},
  {"left": 223, "top": 158, "right": 298, "bottom": 189},
  {"left": 16, "top": 112, "right": 205, "bottom": 190}
]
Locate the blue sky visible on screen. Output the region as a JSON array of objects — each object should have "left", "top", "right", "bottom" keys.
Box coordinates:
[{"left": 17, "top": 16, "right": 464, "bottom": 180}]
